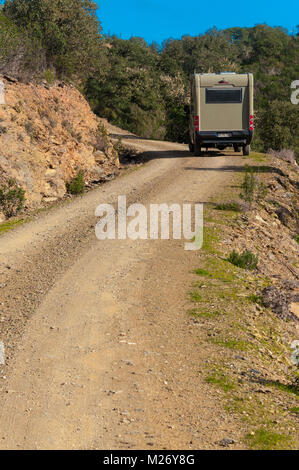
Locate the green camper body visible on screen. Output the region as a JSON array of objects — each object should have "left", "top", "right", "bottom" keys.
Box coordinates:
[{"left": 189, "top": 73, "right": 254, "bottom": 156}]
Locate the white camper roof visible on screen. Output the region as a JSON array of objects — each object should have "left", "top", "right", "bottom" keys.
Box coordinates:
[{"left": 193, "top": 73, "right": 250, "bottom": 87}]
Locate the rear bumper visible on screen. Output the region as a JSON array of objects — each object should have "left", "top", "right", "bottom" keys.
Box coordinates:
[{"left": 196, "top": 130, "right": 253, "bottom": 147}]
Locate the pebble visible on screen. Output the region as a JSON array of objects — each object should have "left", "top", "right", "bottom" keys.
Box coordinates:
[{"left": 219, "top": 438, "right": 235, "bottom": 447}]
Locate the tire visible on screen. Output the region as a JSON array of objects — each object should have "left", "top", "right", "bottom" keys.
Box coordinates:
[
  {"left": 189, "top": 142, "right": 194, "bottom": 153},
  {"left": 234, "top": 145, "right": 241, "bottom": 153},
  {"left": 194, "top": 139, "right": 202, "bottom": 156},
  {"left": 243, "top": 144, "right": 250, "bottom": 156}
]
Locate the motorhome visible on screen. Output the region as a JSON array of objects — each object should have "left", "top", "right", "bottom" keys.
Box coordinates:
[{"left": 189, "top": 72, "right": 254, "bottom": 156}]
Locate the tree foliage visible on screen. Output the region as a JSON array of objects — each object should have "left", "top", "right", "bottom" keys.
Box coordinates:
[
  {"left": 256, "top": 101, "right": 299, "bottom": 155},
  {"left": 0, "top": 9, "right": 46, "bottom": 79},
  {"left": 86, "top": 26, "right": 299, "bottom": 157},
  {"left": 3, "top": 0, "right": 102, "bottom": 77}
]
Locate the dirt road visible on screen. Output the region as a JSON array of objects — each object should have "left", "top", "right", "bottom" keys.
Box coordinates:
[{"left": 0, "top": 129, "right": 246, "bottom": 449}]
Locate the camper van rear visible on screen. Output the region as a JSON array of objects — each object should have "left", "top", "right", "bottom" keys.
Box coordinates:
[{"left": 189, "top": 73, "right": 254, "bottom": 156}]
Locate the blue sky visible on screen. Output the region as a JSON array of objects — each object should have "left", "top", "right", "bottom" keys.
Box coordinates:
[{"left": 97, "top": 0, "right": 298, "bottom": 43}]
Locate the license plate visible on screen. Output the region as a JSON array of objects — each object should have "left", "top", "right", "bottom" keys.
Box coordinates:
[{"left": 217, "top": 133, "right": 231, "bottom": 138}]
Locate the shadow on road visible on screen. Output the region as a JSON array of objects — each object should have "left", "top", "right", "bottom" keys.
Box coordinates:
[
  {"left": 110, "top": 133, "right": 144, "bottom": 140},
  {"left": 184, "top": 165, "right": 281, "bottom": 173},
  {"left": 122, "top": 149, "right": 234, "bottom": 164}
]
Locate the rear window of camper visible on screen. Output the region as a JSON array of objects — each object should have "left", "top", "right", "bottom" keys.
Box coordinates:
[{"left": 206, "top": 88, "right": 242, "bottom": 104}]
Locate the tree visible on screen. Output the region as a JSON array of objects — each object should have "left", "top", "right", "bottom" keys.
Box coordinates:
[
  {"left": 256, "top": 101, "right": 299, "bottom": 158},
  {"left": 4, "top": 0, "right": 102, "bottom": 77},
  {"left": 0, "top": 9, "right": 45, "bottom": 79}
]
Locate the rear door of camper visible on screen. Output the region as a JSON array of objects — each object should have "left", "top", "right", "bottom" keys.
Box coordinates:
[{"left": 199, "top": 74, "right": 253, "bottom": 132}]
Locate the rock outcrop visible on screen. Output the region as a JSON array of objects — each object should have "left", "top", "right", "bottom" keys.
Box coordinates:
[{"left": 0, "top": 76, "right": 119, "bottom": 213}]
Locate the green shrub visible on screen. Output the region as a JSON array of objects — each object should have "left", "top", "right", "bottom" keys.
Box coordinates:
[
  {"left": 215, "top": 202, "right": 241, "bottom": 212},
  {"left": 240, "top": 166, "right": 256, "bottom": 206},
  {"left": 227, "top": 250, "right": 258, "bottom": 270},
  {"left": 194, "top": 268, "right": 210, "bottom": 276},
  {"left": 189, "top": 291, "right": 202, "bottom": 302},
  {"left": 256, "top": 101, "right": 299, "bottom": 162},
  {"left": 66, "top": 171, "right": 85, "bottom": 194},
  {"left": 205, "top": 371, "right": 235, "bottom": 392},
  {"left": 240, "top": 166, "right": 268, "bottom": 207},
  {"left": 290, "top": 406, "right": 299, "bottom": 415},
  {"left": 44, "top": 69, "right": 55, "bottom": 84},
  {"left": 0, "top": 179, "right": 25, "bottom": 218},
  {"left": 248, "top": 294, "right": 263, "bottom": 305}
]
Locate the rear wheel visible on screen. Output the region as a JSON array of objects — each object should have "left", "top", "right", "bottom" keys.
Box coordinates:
[
  {"left": 194, "top": 139, "right": 202, "bottom": 156},
  {"left": 189, "top": 142, "right": 194, "bottom": 153},
  {"left": 243, "top": 144, "right": 250, "bottom": 156},
  {"left": 234, "top": 145, "right": 241, "bottom": 153}
]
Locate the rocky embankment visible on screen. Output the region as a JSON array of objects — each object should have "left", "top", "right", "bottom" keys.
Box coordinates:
[
  {"left": 218, "top": 154, "right": 299, "bottom": 319},
  {"left": 0, "top": 76, "right": 119, "bottom": 220}
]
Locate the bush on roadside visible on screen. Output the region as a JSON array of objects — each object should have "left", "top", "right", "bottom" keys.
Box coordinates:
[
  {"left": 214, "top": 202, "right": 241, "bottom": 212},
  {"left": 227, "top": 250, "right": 258, "bottom": 270},
  {"left": 240, "top": 166, "right": 255, "bottom": 206},
  {"left": 66, "top": 171, "right": 85, "bottom": 194},
  {"left": 0, "top": 178, "right": 25, "bottom": 217},
  {"left": 44, "top": 69, "right": 55, "bottom": 84},
  {"left": 240, "top": 166, "right": 267, "bottom": 207}
]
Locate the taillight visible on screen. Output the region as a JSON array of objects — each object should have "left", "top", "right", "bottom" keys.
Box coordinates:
[
  {"left": 249, "top": 114, "right": 254, "bottom": 131},
  {"left": 194, "top": 115, "right": 199, "bottom": 132}
]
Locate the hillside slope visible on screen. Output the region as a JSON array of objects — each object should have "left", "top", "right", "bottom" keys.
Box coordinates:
[{"left": 0, "top": 76, "right": 119, "bottom": 216}]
